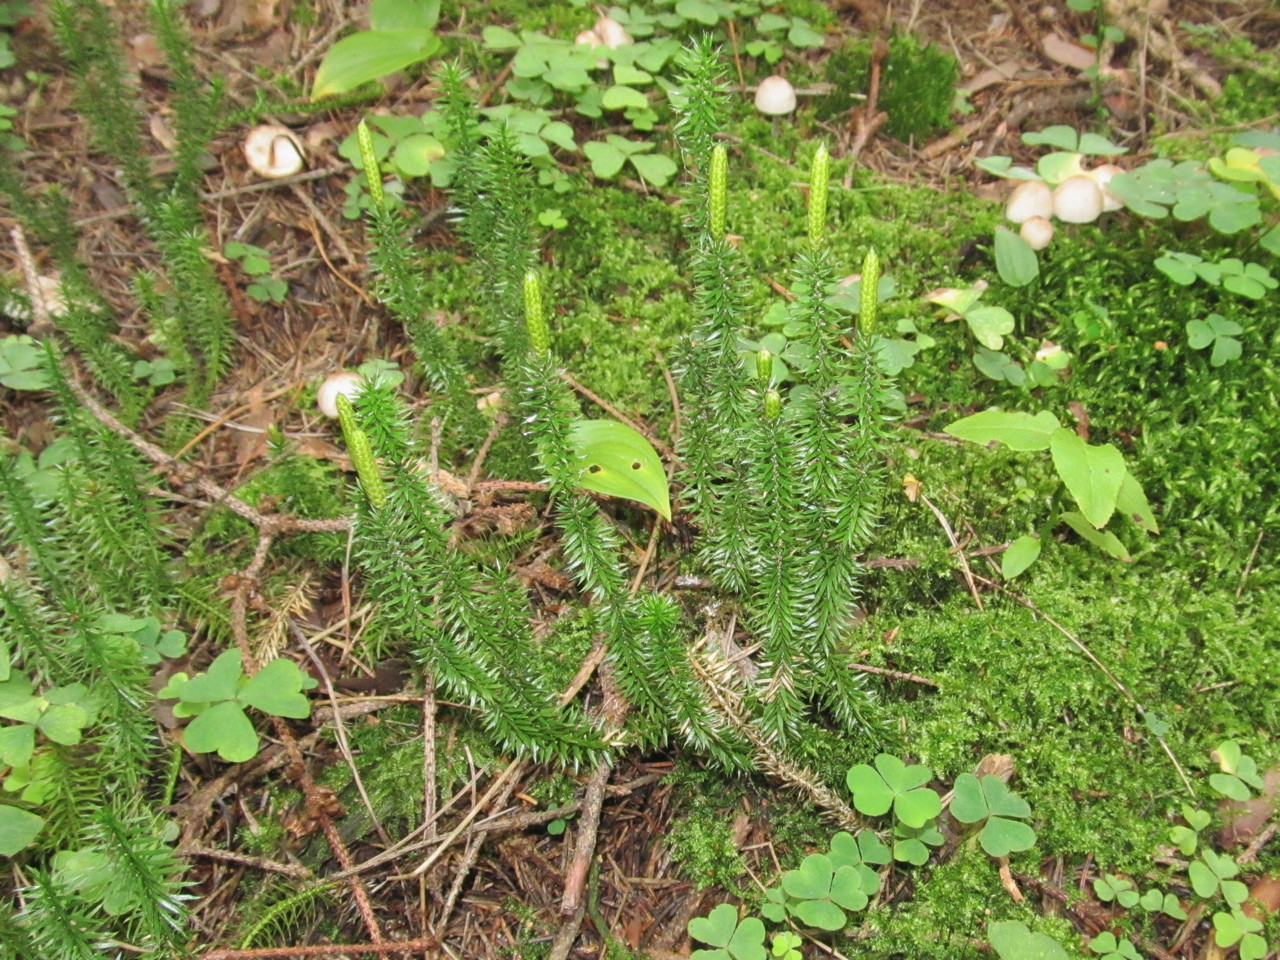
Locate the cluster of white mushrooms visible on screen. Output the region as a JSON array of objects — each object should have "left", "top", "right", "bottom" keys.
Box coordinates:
[
  {"left": 1004, "top": 164, "right": 1124, "bottom": 250},
  {"left": 574, "top": 14, "right": 633, "bottom": 50}
]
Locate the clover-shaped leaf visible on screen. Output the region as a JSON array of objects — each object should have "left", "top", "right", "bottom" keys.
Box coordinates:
[
  {"left": 988, "top": 920, "right": 1070, "bottom": 960},
  {"left": 949, "top": 774, "right": 1036, "bottom": 857},
  {"left": 1138, "top": 888, "right": 1187, "bottom": 920},
  {"left": 1212, "top": 908, "right": 1263, "bottom": 950},
  {"left": 1089, "top": 931, "right": 1142, "bottom": 959},
  {"left": 770, "top": 931, "right": 802, "bottom": 960},
  {"left": 1209, "top": 740, "right": 1263, "bottom": 799},
  {"left": 688, "top": 903, "right": 766, "bottom": 960},
  {"left": 1186, "top": 315, "right": 1243, "bottom": 367},
  {"left": 1094, "top": 874, "right": 1140, "bottom": 909},
  {"left": 846, "top": 755, "right": 940, "bottom": 827},
  {"left": 158, "top": 650, "right": 317, "bottom": 763},
  {"left": 1189, "top": 850, "right": 1245, "bottom": 904},
  {"left": 892, "top": 821, "right": 943, "bottom": 866}
]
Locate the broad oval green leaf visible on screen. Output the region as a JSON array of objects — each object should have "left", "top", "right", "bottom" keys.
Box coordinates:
[
  {"left": 569, "top": 420, "right": 671, "bottom": 519},
  {"left": 1049, "top": 429, "right": 1125, "bottom": 528},
  {"left": 369, "top": 0, "right": 440, "bottom": 31},
  {"left": 945, "top": 409, "right": 1061, "bottom": 451},
  {"left": 1116, "top": 470, "right": 1157, "bottom": 533},
  {"left": 601, "top": 84, "right": 649, "bottom": 111},
  {"left": 1060, "top": 512, "right": 1130, "bottom": 561},
  {"left": 994, "top": 226, "right": 1039, "bottom": 287},
  {"left": 1002, "top": 535, "right": 1041, "bottom": 578},
  {"left": 311, "top": 30, "right": 440, "bottom": 100}
]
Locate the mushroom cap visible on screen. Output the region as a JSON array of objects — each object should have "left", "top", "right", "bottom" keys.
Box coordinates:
[
  {"left": 1019, "top": 216, "right": 1055, "bottom": 251},
  {"left": 1052, "top": 175, "right": 1104, "bottom": 224},
  {"left": 754, "top": 75, "right": 797, "bottom": 115},
  {"left": 317, "top": 371, "right": 365, "bottom": 419},
  {"left": 1005, "top": 180, "right": 1053, "bottom": 224},
  {"left": 243, "top": 124, "right": 304, "bottom": 179},
  {"left": 593, "top": 16, "right": 632, "bottom": 49},
  {"left": 574, "top": 29, "right": 602, "bottom": 45},
  {"left": 1087, "top": 163, "right": 1125, "bottom": 212}
]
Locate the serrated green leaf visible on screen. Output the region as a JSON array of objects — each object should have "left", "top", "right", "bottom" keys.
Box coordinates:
[{"left": 569, "top": 420, "right": 671, "bottom": 519}]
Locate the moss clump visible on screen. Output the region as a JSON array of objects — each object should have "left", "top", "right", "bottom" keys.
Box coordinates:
[{"left": 819, "top": 32, "right": 958, "bottom": 142}]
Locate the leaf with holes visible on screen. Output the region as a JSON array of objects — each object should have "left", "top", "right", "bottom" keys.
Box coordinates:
[{"left": 569, "top": 420, "right": 670, "bottom": 519}]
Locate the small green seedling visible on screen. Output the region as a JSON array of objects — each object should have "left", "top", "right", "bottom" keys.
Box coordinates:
[
  {"left": 538, "top": 207, "right": 568, "bottom": 230},
  {"left": 688, "top": 903, "right": 766, "bottom": 960},
  {"left": 223, "top": 242, "right": 288, "bottom": 304},
  {"left": 1209, "top": 740, "right": 1264, "bottom": 800},
  {"left": 96, "top": 614, "right": 187, "bottom": 665},
  {"left": 949, "top": 773, "right": 1037, "bottom": 857},
  {"left": 1137, "top": 887, "right": 1187, "bottom": 919},
  {"left": 892, "top": 820, "right": 944, "bottom": 865},
  {"left": 132, "top": 357, "right": 177, "bottom": 386},
  {"left": 845, "top": 753, "right": 941, "bottom": 827},
  {"left": 1089, "top": 931, "right": 1142, "bottom": 960},
  {"left": 1170, "top": 804, "right": 1210, "bottom": 856},
  {"left": 158, "top": 650, "right": 317, "bottom": 763},
  {"left": 1094, "top": 873, "right": 1140, "bottom": 908},
  {"left": 0, "top": 673, "right": 98, "bottom": 854},
  {"left": 764, "top": 847, "right": 879, "bottom": 931},
  {"left": 769, "top": 931, "right": 802, "bottom": 960},
  {"left": 569, "top": 419, "right": 671, "bottom": 520},
  {"left": 945, "top": 408, "right": 1157, "bottom": 573}
]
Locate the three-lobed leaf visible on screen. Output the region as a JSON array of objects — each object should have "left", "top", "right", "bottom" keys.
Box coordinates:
[{"left": 688, "top": 903, "right": 766, "bottom": 960}]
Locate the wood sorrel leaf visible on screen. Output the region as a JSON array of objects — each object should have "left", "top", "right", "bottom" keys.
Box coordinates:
[{"left": 569, "top": 420, "right": 671, "bottom": 519}]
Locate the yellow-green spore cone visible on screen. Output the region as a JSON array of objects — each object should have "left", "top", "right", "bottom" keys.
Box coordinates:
[
  {"left": 709, "top": 143, "right": 727, "bottom": 239},
  {"left": 859, "top": 247, "right": 880, "bottom": 336},
  {"left": 335, "top": 394, "right": 387, "bottom": 509},
  {"left": 356, "top": 120, "right": 385, "bottom": 212},
  {"left": 807, "top": 143, "right": 830, "bottom": 249},
  {"left": 523, "top": 270, "right": 549, "bottom": 358}
]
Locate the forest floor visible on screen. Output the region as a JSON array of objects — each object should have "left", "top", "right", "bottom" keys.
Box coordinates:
[{"left": 3, "top": 0, "right": 1280, "bottom": 958}]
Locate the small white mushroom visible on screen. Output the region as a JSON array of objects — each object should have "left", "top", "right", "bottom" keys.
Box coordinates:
[
  {"left": 592, "top": 16, "right": 632, "bottom": 49},
  {"left": 1019, "top": 216, "right": 1054, "bottom": 250},
  {"left": 574, "top": 29, "right": 602, "bottom": 46},
  {"left": 1052, "top": 175, "right": 1104, "bottom": 224},
  {"left": 1087, "top": 163, "right": 1125, "bottom": 212},
  {"left": 242, "top": 124, "right": 304, "bottom": 180},
  {"left": 1005, "top": 180, "right": 1053, "bottom": 224},
  {"left": 317, "top": 371, "right": 364, "bottom": 419},
  {"left": 754, "top": 75, "right": 797, "bottom": 116}
]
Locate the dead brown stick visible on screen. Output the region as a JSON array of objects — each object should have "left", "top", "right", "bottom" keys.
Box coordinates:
[
  {"left": 848, "top": 662, "right": 937, "bottom": 686},
  {"left": 918, "top": 494, "right": 984, "bottom": 610},
  {"left": 184, "top": 846, "right": 313, "bottom": 879},
  {"left": 199, "top": 939, "right": 437, "bottom": 960}
]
